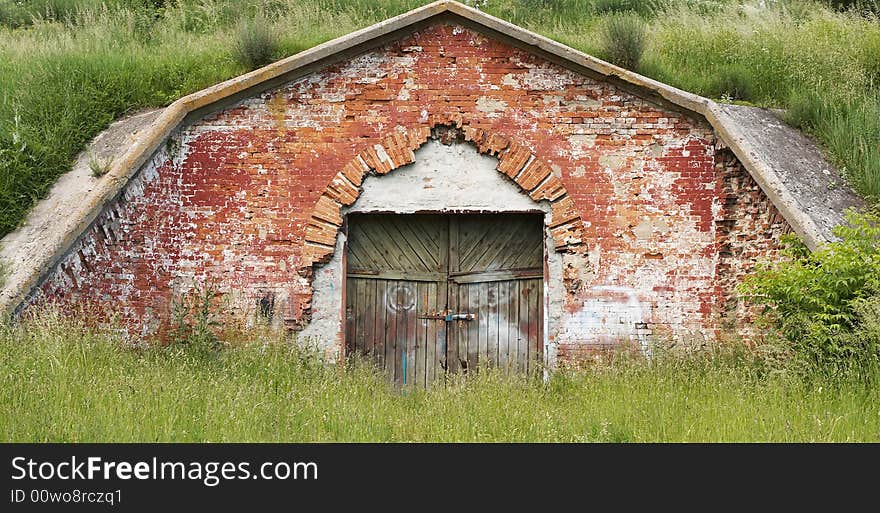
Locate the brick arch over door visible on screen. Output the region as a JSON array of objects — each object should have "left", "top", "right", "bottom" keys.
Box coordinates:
[{"left": 299, "top": 116, "right": 588, "bottom": 274}]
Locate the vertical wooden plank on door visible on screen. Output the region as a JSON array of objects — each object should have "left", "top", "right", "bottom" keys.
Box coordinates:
[
  {"left": 453, "top": 283, "right": 465, "bottom": 374},
  {"left": 526, "top": 279, "right": 541, "bottom": 375},
  {"left": 405, "top": 281, "right": 418, "bottom": 387},
  {"left": 385, "top": 280, "right": 398, "bottom": 384},
  {"left": 518, "top": 279, "right": 529, "bottom": 374},
  {"left": 497, "top": 280, "right": 510, "bottom": 375},
  {"left": 536, "top": 277, "right": 544, "bottom": 374},
  {"left": 375, "top": 280, "right": 386, "bottom": 368},
  {"left": 478, "top": 282, "right": 490, "bottom": 368},
  {"left": 446, "top": 216, "right": 458, "bottom": 375},
  {"left": 507, "top": 280, "right": 519, "bottom": 375},
  {"left": 467, "top": 284, "right": 479, "bottom": 372},
  {"left": 397, "top": 280, "right": 409, "bottom": 387},
  {"left": 436, "top": 280, "right": 448, "bottom": 384},
  {"left": 425, "top": 281, "right": 436, "bottom": 386},
  {"left": 345, "top": 280, "right": 356, "bottom": 357},
  {"left": 414, "top": 282, "right": 425, "bottom": 388},
  {"left": 486, "top": 281, "right": 499, "bottom": 369},
  {"left": 363, "top": 279, "right": 375, "bottom": 360},
  {"left": 354, "top": 279, "right": 367, "bottom": 357}
]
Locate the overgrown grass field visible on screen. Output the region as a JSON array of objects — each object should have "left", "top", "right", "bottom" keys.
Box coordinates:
[
  {"left": 2, "top": 0, "right": 879, "bottom": 444},
  {"left": 0, "top": 0, "right": 878, "bottom": 238},
  {"left": 2, "top": 313, "right": 879, "bottom": 443}
]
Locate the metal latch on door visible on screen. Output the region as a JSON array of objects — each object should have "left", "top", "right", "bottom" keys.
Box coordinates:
[{"left": 418, "top": 310, "right": 476, "bottom": 322}]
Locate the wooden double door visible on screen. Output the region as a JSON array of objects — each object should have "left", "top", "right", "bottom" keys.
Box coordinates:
[{"left": 344, "top": 213, "right": 544, "bottom": 386}]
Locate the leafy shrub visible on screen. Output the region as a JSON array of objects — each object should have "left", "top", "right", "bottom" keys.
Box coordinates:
[
  {"left": 598, "top": 13, "right": 647, "bottom": 71},
  {"left": 823, "top": 0, "right": 880, "bottom": 15},
  {"left": 168, "top": 282, "right": 223, "bottom": 351},
  {"left": 232, "top": 14, "right": 279, "bottom": 70},
  {"left": 740, "top": 211, "right": 880, "bottom": 366}
]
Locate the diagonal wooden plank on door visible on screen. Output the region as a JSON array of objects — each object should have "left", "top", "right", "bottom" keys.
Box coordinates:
[
  {"left": 499, "top": 229, "right": 543, "bottom": 269},
  {"left": 349, "top": 222, "right": 397, "bottom": 271},
  {"left": 470, "top": 220, "right": 527, "bottom": 272},
  {"left": 491, "top": 217, "right": 539, "bottom": 268},
  {"left": 359, "top": 220, "right": 425, "bottom": 273},
  {"left": 385, "top": 216, "right": 439, "bottom": 272},
  {"left": 458, "top": 216, "right": 504, "bottom": 271},
  {"left": 391, "top": 215, "right": 442, "bottom": 266},
  {"left": 456, "top": 216, "right": 498, "bottom": 268}
]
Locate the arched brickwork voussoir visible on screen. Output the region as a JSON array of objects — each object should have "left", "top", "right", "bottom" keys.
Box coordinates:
[{"left": 299, "top": 116, "right": 588, "bottom": 273}]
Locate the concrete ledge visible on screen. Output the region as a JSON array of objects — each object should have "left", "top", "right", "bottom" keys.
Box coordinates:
[
  {"left": 0, "top": 0, "right": 864, "bottom": 316},
  {"left": 0, "top": 108, "right": 163, "bottom": 316}
]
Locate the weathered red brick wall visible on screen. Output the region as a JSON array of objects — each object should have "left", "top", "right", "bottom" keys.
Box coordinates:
[
  {"left": 713, "top": 147, "right": 791, "bottom": 341},
  {"left": 27, "top": 23, "right": 789, "bottom": 356}
]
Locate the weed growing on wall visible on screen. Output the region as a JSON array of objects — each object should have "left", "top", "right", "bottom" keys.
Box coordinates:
[
  {"left": 87, "top": 151, "right": 112, "bottom": 177},
  {"left": 168, "top": 282, "right": 223, "bottom": 352}
]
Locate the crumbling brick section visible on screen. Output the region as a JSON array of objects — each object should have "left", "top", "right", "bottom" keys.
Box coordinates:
[{"left": 713, "top": 147, "right": 791, "bottom": 340}]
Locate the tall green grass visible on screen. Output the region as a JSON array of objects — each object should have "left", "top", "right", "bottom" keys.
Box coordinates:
[
  {"left": 0, "top": 0, "right": 878, "bottom": 237},
  {"left": 2, "top": 312, "right": 879, "bottom": 442}
]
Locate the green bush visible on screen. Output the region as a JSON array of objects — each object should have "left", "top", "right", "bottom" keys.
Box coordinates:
[
  {"left": 232, "top": 14, "right": 279, "bottom": 70},
  {"left": 168, "top": 283, "right": 223, "bottom": 352},
  {"left": 599, "top": 13, "right": 647, "bottom": 70},
  {"left": 823, "top": 0, "right": 880, "bottom": 15},
  {"left": 741, "top": 211, "right": 880, "bottom": 366}
]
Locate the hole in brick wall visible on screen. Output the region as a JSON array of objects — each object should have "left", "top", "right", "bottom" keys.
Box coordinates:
[{"left": 257, "top": 291, "right": 275, "bottom": 320}]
